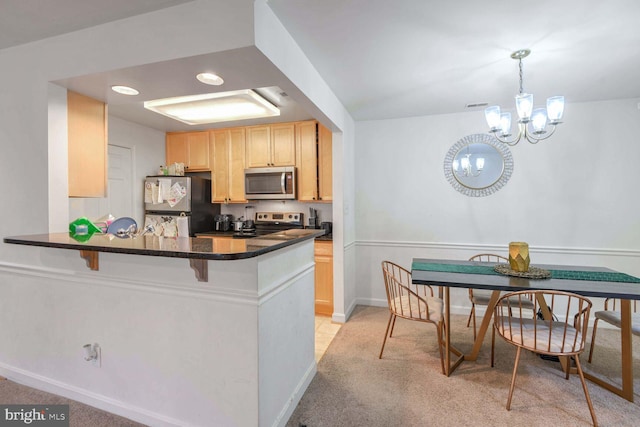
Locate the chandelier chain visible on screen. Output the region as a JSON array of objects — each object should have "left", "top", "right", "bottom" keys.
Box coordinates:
[{"left": 518, "top": 58, "right": 524, "bottom": 95}]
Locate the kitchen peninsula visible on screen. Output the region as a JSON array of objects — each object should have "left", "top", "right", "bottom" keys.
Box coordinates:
[
  {"left": 5, "top": 229, "right": 323, "bottom": 281},
  {"left": 3, "top": 229, "right": 324, "bottom": 426}
]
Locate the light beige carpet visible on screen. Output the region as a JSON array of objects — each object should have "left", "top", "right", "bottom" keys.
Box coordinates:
[
  {"left": 1, "top": 305, "right": 638, "bottom": 426},
  {"left": 287, "top": 305, "right": 640, "bottom": 427},
  {"left": 0, "top": 378, "right": 145, "bottom": 426}
]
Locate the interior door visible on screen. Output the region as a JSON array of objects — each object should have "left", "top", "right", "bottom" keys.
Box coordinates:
[{"left": 99, "top": 145, "right": 133, "bottom": 219}]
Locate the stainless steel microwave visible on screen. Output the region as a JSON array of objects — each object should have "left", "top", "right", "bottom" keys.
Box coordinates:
[{"left": 244, "top": 166, "right": 296, "bottom": 200}]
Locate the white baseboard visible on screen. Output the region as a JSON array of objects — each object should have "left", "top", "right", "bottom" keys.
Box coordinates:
[
  {"left": 0, "top": 362, "right": 184, "bottom": 426},
  {"left": 273, "top": 360, "right": 317, "bottom": 427},
  {"left": 332, "top": 298, "right": 358, "bottom": 323}
]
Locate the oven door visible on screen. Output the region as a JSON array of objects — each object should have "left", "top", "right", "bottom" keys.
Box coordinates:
[{"left": 244, "top": 167, "right": 296, "bottom": 200}]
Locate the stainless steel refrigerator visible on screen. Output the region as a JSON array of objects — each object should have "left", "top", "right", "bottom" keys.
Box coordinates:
[{"left": 144, "top": 175, "right": 219, "bottom": 237}]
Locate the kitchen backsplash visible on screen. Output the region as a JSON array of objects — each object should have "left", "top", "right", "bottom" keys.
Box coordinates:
[{"left": 221, "top": 200, "right": 332, "bottom": 225}]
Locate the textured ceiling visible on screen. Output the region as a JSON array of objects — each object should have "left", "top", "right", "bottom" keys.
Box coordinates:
[
  {"left": 2, "top": 0, "right": 639, "bottom": 130},
  {"left": 0, "top": 0, "right": 192, "bottom": 50}
]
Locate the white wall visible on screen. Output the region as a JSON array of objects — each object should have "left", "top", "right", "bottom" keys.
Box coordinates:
[
  {"left": 254, "top": 0, "right": 357, "bottom": 322},
  {"left": 68, "top": 115, "right": 165, "bottom": 227},
  {"left": 354, "top": 98, "right": 640, "bottom": 313},
  {"left": 0, "top": 2, "right": 354, "bottom": 425}
]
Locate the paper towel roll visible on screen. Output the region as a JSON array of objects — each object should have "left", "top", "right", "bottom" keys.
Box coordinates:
[{"left": 177, "top": 215, "right": 189, "bottom": 237}]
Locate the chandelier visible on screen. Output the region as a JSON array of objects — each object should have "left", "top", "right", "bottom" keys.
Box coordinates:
[
  {"left": 484, "top": 49, "right": 564, "bottom": 145},
  {"left": 453, "top": 151, "right": 484, "bottom": 177}
]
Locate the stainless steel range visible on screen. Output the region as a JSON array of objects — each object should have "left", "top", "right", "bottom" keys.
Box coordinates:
[{"left": 233, "top": 211, "right": 304, "bottom": 239}]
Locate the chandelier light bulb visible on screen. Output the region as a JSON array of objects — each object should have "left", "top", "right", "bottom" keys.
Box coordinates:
[
  {"left": 531, "top": 108, "right": 548, "bottom": 133},
  {"left": 515, "top": 93, "right": 533, "bottom": 122},
  {"left": 499, "top": 113, "right": 512, "bottom": 136},
  {"left": 546, "top": 96, "right": 565, "bottom": 124},
  {"left": 484, "top": 106, "right": 502, "bottom": 131},
  {"left": 460, "top": 156, "right": 470, "bottom": 170}
]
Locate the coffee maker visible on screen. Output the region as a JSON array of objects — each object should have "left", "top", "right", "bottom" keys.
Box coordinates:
[
  {"left": 308, "top": 208, "right": 319, "bottom": 229},
  {"left": 214, "top": 214, "right": 233, "bottom": 231}
]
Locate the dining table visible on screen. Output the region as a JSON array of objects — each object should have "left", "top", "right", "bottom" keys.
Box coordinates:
[{"left": 411, "top": 258, "right": 640, "bottom": 402}]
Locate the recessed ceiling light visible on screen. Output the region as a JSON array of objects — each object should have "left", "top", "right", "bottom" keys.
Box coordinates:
[
  {"left": 111, "top": 85, "right": 139, "bottom": 95},
  {"left": 196, "top": 73, "right": 224, "bottom": 86},
  {"left": 143, "top": 89, "right": 280, "bottom": 125}
]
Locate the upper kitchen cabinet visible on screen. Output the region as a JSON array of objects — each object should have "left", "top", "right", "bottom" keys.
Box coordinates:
[
  {"left": 317, "top": 123, "right": 333, "bottom": 202},
  {"left": 166, "top": 131, "right": 210, "bottom": 171},
  {"left": 296, "top": 121, "right": 333, "bottom": 202},
  {"left": 295, "top": 121, "right": 318, "bottom": 201},
  {"left": 245, "top": 123, "right": 295, "bottom": 168},
  {"left": 210, "top": 128, "right": 247, "bottom": 204},
  {"left": 67, "top": 90, "right": 107, "bottom": 198}
]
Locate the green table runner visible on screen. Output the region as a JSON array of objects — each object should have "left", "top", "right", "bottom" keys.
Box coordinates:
[{"left": 411, "top": 261, "right": 640, "bottom": 283}]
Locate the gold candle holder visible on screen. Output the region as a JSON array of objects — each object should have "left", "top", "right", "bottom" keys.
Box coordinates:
[{"left": 509, "top": 242, "right": 530, "bottom": 272}]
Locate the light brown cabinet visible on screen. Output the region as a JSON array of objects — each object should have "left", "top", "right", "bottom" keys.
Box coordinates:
[
  {"left": 296, "top": 121, "right": 332, "bottom": 202},
  {"left": 210, "top": 128, "right": 247, "bottom": 204},
  {"left": 67, "top": 90, "right": 108, "bottom": 198},
  {"left": 195, "top": 235, "right": 247, "bottom": 253},
  {"left": 246, "top": 123, "right": 295, "bottom": 168},
  {"left": 314, "top": 240, "right": 334, "bottom": 316},
  {"left": 166, "top": 131, "right": 210, "bottom": 171},
  {"left": 317, "top": 123, "right": 333, "bottom": 202}
]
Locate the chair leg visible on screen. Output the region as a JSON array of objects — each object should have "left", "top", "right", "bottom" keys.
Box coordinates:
[
  {"left": 471, "top": 306, "right": 477, "bottom": 341},
  {"left": 466, "top": 304, "right": 474, "bottom": 327},
  {"left": 506, "top": 346, "right": 522, "bottom": 411},
  {"left": 574, "top": 356, "right": 598, "bottom": 426},
  {"left": 436, "top": 321, "right": 445, "bottom": 375},
  {"left": 389, "top": 313, "right": 397, "bottom": 337},
  {"left": 491, "top": 325, "right": 496, "bottom": 368},
  {"left": 587, "top": 318, "right": 600, "bottom": 363},
  {"left": 379, "top": 313, "right": 394, "bottom": 359}
]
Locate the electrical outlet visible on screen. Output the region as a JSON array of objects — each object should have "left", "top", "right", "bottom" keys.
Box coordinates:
[
  {"left": 83, "top": 343, "right": 101, "bottom": 367},
  {"left": 92, "top": 344, "right": 101, "bottom": 367}
]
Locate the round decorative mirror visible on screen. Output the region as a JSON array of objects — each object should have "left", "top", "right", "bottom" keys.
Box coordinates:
[{"left": 443, "top": 133, "right": 513, "bottom": 197}]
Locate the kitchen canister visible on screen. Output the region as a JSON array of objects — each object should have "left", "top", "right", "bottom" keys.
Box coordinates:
[{"left": 177, "top": 213, "right": 189, "bottom": 237}]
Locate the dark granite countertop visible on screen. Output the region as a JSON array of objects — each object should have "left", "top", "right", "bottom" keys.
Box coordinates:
[{"left": 4, "top": 229, "right": 326, "bottom": 261}]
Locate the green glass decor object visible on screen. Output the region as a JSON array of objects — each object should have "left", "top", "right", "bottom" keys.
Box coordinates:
[
  {"left": 69, "top": 217, "right": 102, "bottom": 242},
  {"left": 509, "top": 241, "right": 530, "bottom": 272}
]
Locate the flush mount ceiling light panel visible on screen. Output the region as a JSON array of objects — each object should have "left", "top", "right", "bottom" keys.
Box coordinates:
[{"left": 143, "top": 89, "right": 280, "bottom": 125}]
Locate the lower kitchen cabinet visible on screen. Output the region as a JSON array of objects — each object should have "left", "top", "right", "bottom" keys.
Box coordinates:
[
  {"left": 196, "top": 236, "right": 247, "bottom": 253},
  {"left": 314, "top": 240, "right": 333, "bottom": 316}
]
